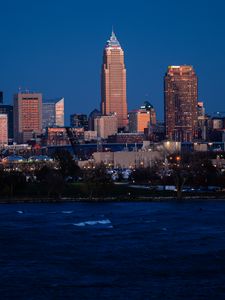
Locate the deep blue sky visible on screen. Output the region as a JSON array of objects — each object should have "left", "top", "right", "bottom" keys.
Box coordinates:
[{"left": 1, "top": 0, "right": 225, "bottom": 124}]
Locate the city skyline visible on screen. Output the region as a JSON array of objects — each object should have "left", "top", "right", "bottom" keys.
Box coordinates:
[{"left": 1, "top": 0, "right": 225, "bottom": 124}]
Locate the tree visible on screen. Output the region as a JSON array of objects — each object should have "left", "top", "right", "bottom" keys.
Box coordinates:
[
  {"left": 36, "top": 166, "right": 65, "bottom": 197},
  {"left": 53, "top": 149, "right": 81, "bottom": 180},
  {"left": 82, "top": 163, "right": 112, "bottom": 200}
]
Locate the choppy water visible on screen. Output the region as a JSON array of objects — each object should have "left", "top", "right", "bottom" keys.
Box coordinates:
[{"left": 1, "top": 201, "right": 225, "bottom": 299}]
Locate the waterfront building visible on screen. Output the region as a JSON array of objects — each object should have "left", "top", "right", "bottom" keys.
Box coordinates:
[
  {"left": 88, "top": 109, "right": 101, "bottom": 131},
  {"left": 42, "top": 97, "right": 64, "bottom": 129},
  {"left": 14, "top": 92, "right": 42, "bottom": 143},
  {"left": 70, "top": 114, "right": 88, "bottom": 130},
  {"left": 0, "top": 105, "right": 14, "bottom": 139},
  {"left": 94, "top": 114, "right": 118, "bottom": 139},
  {"left": 129, "top": 101, "right": 156, "bottom": 133},
  {"left": 164, "top": 65, "right": 198, "bottom": 142},
  {"left": 0, "top": 114, "right": 8, "bottom": 145},
  {"left": 101, "top": 30, "right": 128, "bottom": 129}
]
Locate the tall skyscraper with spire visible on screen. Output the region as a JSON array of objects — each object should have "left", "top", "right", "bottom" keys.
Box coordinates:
[{"left": 101, "top": 30, "right": 128, "bottom": 129}]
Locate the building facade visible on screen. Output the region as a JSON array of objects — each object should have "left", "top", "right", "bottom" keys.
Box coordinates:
[
  {"left": 164, "top": 65, "right": 198, "bottom": 142},
  {"left": 129, "top": 101, "right": 156, "bottom": 133},
  {"left": 94, "top": 114, "right": 118, "bottom": 139},
  {"left": 101, "top": 31, "right": 128, "bottom": 129},
  {"left": 0, "top": 114, "right": 8, "bottom": 145},
  {"left": 14, "top": 92, "right": 42, "bottom": 143},
  {"left": 0, "top": 105, "right": 14, "bottom": 139},
  {"left": 42, "top": 97, "right": 64, "bottom": 129}
]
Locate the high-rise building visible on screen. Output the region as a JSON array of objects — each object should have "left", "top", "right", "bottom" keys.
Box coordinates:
[
  {"left": 94, "top": 114, "right": 118, "bottom": 139},
  {"left": 14, "top": 92, "right": 42, "bottom": 143},
  {"left": 42, "top": 97, "right": 64, "bottom": 129},
  {"left": 88, "top": 109, "right": 101, "bottom": 130},
  {"left": 70, "top": 114, "right": 88, "bottom": 130},
  {"left": 0, "top": 114, "right": 8, "bottom": 145},
  {"left": 0, "top": 105, "right": 14, "bottom": 139},
  {"left": 101, "top": 30, "right": 128, "bottom": 129},
  {"left": 164, "top": 65, "right": 198, "bottom": 142},
  {"left": 0, "top": 92, "right": 3, "bottom": 104},
  {"left": 129, "top": 101, "right": 156, "bottom": 133}
]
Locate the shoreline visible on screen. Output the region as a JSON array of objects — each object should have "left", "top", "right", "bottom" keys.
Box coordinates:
[{"left": 1, "top": 195, "right": 225, "bottom": 204}]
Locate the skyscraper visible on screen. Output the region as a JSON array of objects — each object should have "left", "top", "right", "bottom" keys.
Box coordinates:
[
  {"left": 164, "top": 65, "right": 198, "bottom": 142},
  {"left": 14, "top": 92, "right": 42, "bottom": 143},
  {"left": 101, "top": 30, "right": 128, "bottom": 129},
  {"left": 42, "top": 97, "right": 64, "bottom": 129}
]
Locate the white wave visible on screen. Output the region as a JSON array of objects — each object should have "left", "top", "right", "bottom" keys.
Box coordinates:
[
  {"left": 73, "top": 222, "right": 86, "bottom": 227},
  {"left": 62, "top": 211, "right": 74, "bottom": 214},
  {"left": 73, "top": 219, "right": 112, "bottom": 227},
  {"left": 16, "top": 210, "right": 24, "bottom": 214}
]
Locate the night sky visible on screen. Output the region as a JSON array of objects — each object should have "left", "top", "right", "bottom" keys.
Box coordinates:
[{"left": 1, "top": 0, "right": 225, "bottom": 124}]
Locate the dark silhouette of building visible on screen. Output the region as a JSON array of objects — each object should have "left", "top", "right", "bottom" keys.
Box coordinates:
[
  {"left": 164, "top": 65, "right": 198, "bottom": 142},
  {"left": 0, "top": 92, "right": 3, "bottom": 104},
  {"left": 88, "top": 109, "right": 101, "bottom": 130},
  {"left": 70, "top": 114, "right": 88, "bottom": 130}
]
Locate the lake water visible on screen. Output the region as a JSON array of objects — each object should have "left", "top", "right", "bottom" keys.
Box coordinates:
[{"left": 1, "top": 200, "right": 225, "bottom": 299}]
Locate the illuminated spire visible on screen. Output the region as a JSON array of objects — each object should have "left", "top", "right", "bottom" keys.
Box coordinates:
[{"left": 106, "top": 29, "right": 121, "bottom": 48}]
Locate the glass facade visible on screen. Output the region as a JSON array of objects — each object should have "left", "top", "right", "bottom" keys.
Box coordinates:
[{"left": 42, "top": 98, "right": 64, "bottom": 129}]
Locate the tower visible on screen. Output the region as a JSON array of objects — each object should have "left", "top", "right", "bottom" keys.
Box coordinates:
[
  {"left": 164, "top": 65, "right": 198, "bottom": 142},
  {"left": 42, "top": 97, "right": 64, "bottom": 129},
  {"left": 101, "top": 30, "right": 128, "bottom": 129},
  {"left": 14, "top": 91, "right": 42, "bottom": 143}
]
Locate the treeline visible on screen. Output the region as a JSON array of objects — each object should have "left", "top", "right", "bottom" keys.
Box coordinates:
[{"left": 0, "top": 150, "right": 225, "bottom": 200}]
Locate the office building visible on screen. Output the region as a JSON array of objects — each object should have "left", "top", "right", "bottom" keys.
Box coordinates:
[
  {"left": 164, "top": 65, "right": 198, "bottom": 142},
  {"left": 0, "top": 114, "right": 8, "bottom": 145},
  {"left": 14, "top": 92, "right": 42, "bottom": 143},
  {"left": 101, "top": 30, "right": 128, "bottom": 129},
  {"left": 129, "top": 101, "right": 156, "bottom": 133},
  {"left": 42, "top": 97, "right": 64, "bottom": 129},
  {"left": 94, "top": 114, "right": 118, "bottom": 139},
  {"left": 0, "top": 105, "right": 14, "bottom": 139}
]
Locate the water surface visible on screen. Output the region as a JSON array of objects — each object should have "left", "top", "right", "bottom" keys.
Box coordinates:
[{"left": 1, "top": 201, "right": 225, "bottom": 299}]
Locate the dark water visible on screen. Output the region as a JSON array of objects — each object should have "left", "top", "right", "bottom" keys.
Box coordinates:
[{"left": 1, "top": 201, "right": 225, "bottom": 299}]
